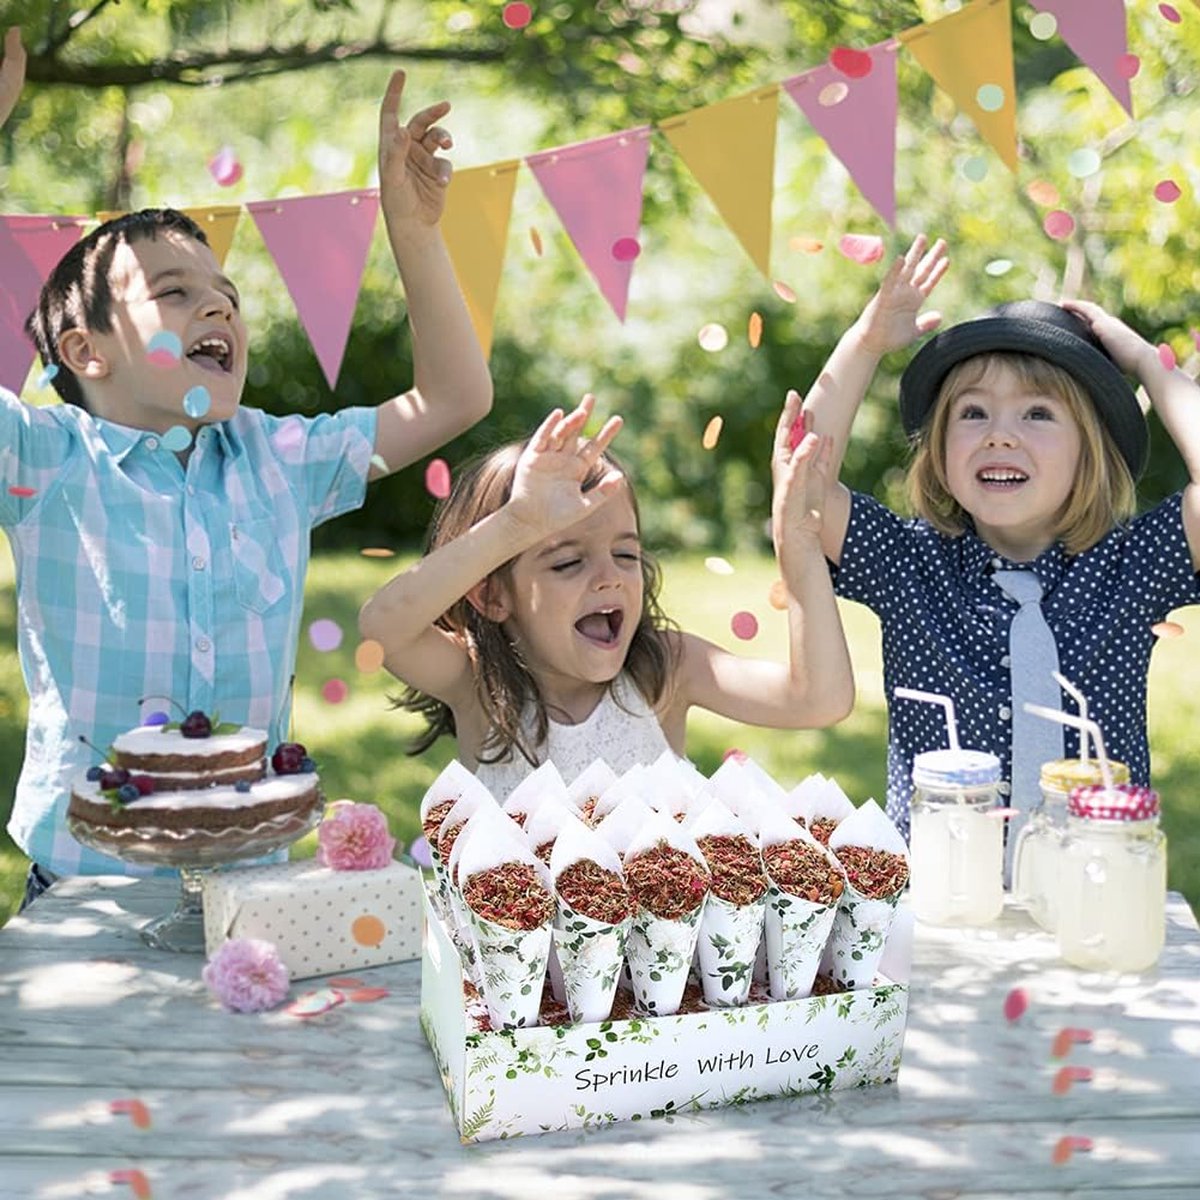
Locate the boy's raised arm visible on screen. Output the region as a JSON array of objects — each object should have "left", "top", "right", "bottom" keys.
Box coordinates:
[
  {"left": 800, "top": 235, "right": 948, "bottom": 563},
  {"left": 369, "top": 70, "right": 493, "bottom": 479},
  {"left": 1, "top": 27, "right": 26, "bottom": 130}
]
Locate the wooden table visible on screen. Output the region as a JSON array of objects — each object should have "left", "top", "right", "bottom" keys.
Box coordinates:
[{"left": 1, "top": 877, "right": 1198, "bottom": 1198}]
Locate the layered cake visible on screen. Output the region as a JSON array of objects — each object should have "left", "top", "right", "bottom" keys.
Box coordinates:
[{"left": 68, "top": 721, "right": 322, "bottom": 835}]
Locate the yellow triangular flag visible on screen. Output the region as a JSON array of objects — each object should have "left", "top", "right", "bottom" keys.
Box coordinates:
[
  {"left": 660, "top": 86, "right": 778, "bottom": 276},
  {"left": 899, "top": 0, "right": 1018, "bottom": 171},
  {"left": 440, "top": 161, "right": 520, "bottom": 359},
  {"left": 94, "top": 205, "right": 242, "bottom": 267}
]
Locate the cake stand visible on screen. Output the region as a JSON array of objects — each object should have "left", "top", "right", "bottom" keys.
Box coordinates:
[{"left": 68, "top": 800, "right": 325, "bottom": 953}]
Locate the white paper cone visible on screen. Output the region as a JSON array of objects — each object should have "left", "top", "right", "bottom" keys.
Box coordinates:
[
  {"left": 625, "top": 903, "right": 704, "bottom": 1016},
  {"left": 696, "top": 893, "right": 765, "bottom": 1007},
  {"left": 554, "top": 901, "right": 631, "bottom": 1023},
  {"left": 466, "top": 911, "right": 553, "bottom": 1029},
  {"left": 547, "top": 941, "right": 566, "bottom": 1004},
  {"left": 764, "top": 887, "right": 839, "bottom": 1000},
  {"left": 826, "top": 889, "right": 902, "bottom": 991}
]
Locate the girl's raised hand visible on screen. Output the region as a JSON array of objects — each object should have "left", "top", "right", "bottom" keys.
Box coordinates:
[
  {"left": 854, "top": 234, "right": 949, "bottom": 357},
  {"left": 772, "top": 389, "right": 832, "bottom": 551},
  {"left": 378, "top": 70, "right": 455, "bottom": 226},
  {"left": 1060, "top": 298, "right": 1156, "bottom": 378},
  {"left": 508, "top": 395, "right": 625, "bottom": 540}
]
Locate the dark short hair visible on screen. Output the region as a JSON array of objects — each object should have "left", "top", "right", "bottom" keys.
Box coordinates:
[{"left": 25, "top": 208, "right": 209, "bottom": 410}]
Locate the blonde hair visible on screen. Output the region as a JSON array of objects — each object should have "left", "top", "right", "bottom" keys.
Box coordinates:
[{"left": 907, "top": 352, "right": 1136, "bottom": 554}]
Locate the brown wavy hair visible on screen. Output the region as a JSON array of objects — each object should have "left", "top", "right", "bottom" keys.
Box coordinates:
[
  {"left": 395, "top": 439, "right": 677, "bottom": 764},
  {"left": 907, "top": 352, "right": 1136, "bottom": 554}
]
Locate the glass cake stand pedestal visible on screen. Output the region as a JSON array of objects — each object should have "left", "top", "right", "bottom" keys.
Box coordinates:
[{"left": 67, "top": 801, "right": 324, "bottom": 953}]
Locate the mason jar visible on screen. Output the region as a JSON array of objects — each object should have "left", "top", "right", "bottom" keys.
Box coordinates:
[
  {"left": 1013, "top": 758, "right": 1130, "bottom": 932},
  {"left": 1057, "top": 784, "right": 1166, "bottom": 973},
  {"left": 909, "top": 749, "right": 1004, "bottom": 926}
]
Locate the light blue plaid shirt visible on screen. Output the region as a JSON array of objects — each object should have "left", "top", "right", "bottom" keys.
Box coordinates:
[{"left": 2, "top": 388, "right": 377, "bottom": 876}]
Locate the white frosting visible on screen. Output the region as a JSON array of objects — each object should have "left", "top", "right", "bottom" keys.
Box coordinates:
[
  {"left": 144, "top": 761, "right": 267, "bottom": 785},
  {"left": 112, "top": 725, "right": 267, "bottom": 759},
  {"left": 74, "top": 772, "right": 316, "bottom": 812}
]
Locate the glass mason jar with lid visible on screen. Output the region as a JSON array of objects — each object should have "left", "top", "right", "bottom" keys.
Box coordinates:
[
  {"left": 1013, "top": 757, "right": 1130, "bottom": 932},
  {"left": 1057, "top": 784, "right": 1166, "bottom": 973},
  {"left": 909, "top": 748, "right": 1004, "bottom": 926}
]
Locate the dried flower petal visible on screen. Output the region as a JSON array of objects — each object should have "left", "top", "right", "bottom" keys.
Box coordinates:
[
  {"left": 763, "top": 839, "right": 844, "bottom": 904},
  {"left": 624, "top": 840, "right": 710, "bottom": 920},
  {"left": 835, "top": 844, "right": 909, "bottom": 899},
  {"left": 463, "top": 862, "right": 555, "bottom": 930},
  {"left": 697, "top": 834, "right": 768, "bottom": 905},
  {"left": 557, "top": 858, "right": 635, "bottom": 924},
  {"left": 422, "top": 798, "right": 455, "bottom": 845}
]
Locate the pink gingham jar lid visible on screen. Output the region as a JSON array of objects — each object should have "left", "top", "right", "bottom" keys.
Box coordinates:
[{"left": 1068, "top": 783, "right": 1159, "bottom": 822}]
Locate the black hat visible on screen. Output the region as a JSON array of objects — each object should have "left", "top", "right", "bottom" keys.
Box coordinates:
[{"left": 898, "top": 300, "right": 1148, "bottom": 480}]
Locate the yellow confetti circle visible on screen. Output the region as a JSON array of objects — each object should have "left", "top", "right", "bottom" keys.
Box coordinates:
[
  {"left": 360, "top": 547, "right": 396, "bottom": 559},
  {"left": 354, "top": 639, "right": 387, "bottom": 674},
  {"left": 702, "top": 416, "right": 724, "bottom": 450},
  {"left": 768, "top": 579, "right": 789, "bottom": 610},
  {"left": 698, "top": 322, "right": 729, "bottom": 352},
  {"left": 705, "top": 556, "right": 735, "bottom": 576},
  {"left": 748, "top": 311, "right": 763, "bottom": 348},
  {"left": 529, "top": 226, "right": 544, "bottom": 256}
]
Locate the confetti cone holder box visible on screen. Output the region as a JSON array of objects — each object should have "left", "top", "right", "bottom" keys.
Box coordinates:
[
  {"left": 202, "top": 860, "right": 424, "bottom": 980},
  {"left": 420, "top": 885, "right": 909, "bottom": 1142}
]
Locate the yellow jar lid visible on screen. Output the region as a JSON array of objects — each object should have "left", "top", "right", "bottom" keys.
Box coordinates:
[{"left": 1039, "top": 757, "right": 1130, "bottom": 793}]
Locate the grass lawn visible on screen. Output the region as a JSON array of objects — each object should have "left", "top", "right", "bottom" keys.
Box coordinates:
[{"left": 2, "top": 538, "right": 1198, "bottom": 926}]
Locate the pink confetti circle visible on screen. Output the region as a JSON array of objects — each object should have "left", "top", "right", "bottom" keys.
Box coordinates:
[
  {"left": 425, "top": 458, "right": 452, "bottom": 500},
  {"left": 502, "top": 2, "right": 533, "bottom": 29},
  {"left": 838, "top": 233, "right": 885, "bottom": 264},
  {"left": 1157, "top": 342, "right": 1177, "bottom": 371},
  {"left": 1003, "top": 986, "right": 1029, "bottom": 1022},
  {"left": 308, "top": 618, "right": 344, "bottom": 653},
  {"left": 207, "top": 146, "right": 243, "bottom": 188},
  {"left": 321, "top": 678, "right": 349, "bottom": 705},
  {"left": 1116, "top": 53, "right": 1141, "bottom": 80},
  {"left": 722, "top": 747, "right": 748, "bottom": 764},
  {"left": 730, "top": 611, "right": 759, "bottom": 641},
  {"left": 772, "top": 280, "right": 798, "bottom": 303},
  {"left": 1159, "top": 3, "right": 1182, "bottom": 22},
  {"left": 1154, "top": 179, "right": 1182, "bottom": 203},
  {"left": 1042, "top": 210, "right": 1075, "bottom": 240},
  {"left": 7, "top": 485, "right": 36, "bottom": 498},
  {"left": 611, "top": 236, "right": 641, "bottom": 262},
  {"left": 829, "top": 46, "right": 873, "bottom": 79},
  {"left": 818, "top": 81, "right": 849, "bottom": 107}
]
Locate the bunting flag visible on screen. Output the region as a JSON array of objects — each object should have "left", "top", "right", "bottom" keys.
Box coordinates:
[
  {"left": 0, "top": 216, "right": 87, "bottom": 393},
  {"left": 900, "top": 0, "right": 1019, "bottom": 171},
  {"left": 247, "top": 189, "right": 379, "bottom": 390},
  {"left": 660, "top": 87, "right": 779, "bottom": 276},
  {"left": 98, "top": 204, "right": 242, "bottom": 266},
  {"left": 783, "top": 40, "right": 899, "bottom": 227},
  {"left": 1029, "top": 0, "right": 1133, "bottom": 116},
  {"left": 526, "top": 128, "right": 652, "bottom": 322},
  {"left": 441, "top": 162, "right": 520, "bottom": 357}
]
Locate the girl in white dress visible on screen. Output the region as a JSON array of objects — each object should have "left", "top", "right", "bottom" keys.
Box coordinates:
[{"left": 360, "top": 394, "right": 853, "bottom": 799}]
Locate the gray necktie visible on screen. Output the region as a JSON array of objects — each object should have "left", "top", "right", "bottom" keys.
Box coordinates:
[{"left": 992, "top": 569, "right": 1064, "bottom": 886}]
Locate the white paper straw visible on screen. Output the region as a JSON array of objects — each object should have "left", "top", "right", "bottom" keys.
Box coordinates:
[
  {"left": 895, "top": 687, "right": 960, "bottom": 751},
  {"left": 1052, "top": 671, "right": 1090, "bottom": 766},
  {"left": 1023, "top": 705, "right": 1113, "bottom": 793}
]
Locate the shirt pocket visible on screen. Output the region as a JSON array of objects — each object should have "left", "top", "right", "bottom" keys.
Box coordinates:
[{"left": 230, "top": 516, "right": 289, "bottom": 615}]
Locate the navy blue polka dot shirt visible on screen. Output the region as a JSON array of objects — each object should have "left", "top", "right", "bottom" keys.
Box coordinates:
[{"left": 831, "top": 491, "right": 1200, "bottom": 839}]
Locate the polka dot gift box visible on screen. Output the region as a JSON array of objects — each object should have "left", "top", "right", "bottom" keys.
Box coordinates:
[{"left": 201, "top": 859, "right": 424, "bottom": 980}]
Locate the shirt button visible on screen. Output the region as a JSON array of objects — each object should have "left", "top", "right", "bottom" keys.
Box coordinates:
[
  {"left": 195, "top": 636, "right": 211, "bottom": 653},
  {"left": 187, "top": 485, "right": 196, "bottom": 496},
  {"left": 192, "top": 556, "right": 206, "bottom": 571},
  {"left": 1000, "top": 655, "right": 1011, "bottom": 668},
  {"left": 991, "top": 556, "right": 1004, "bottom": 569},
  {"left": 998, "top": 781, "right": 1011, "bottom": 796},
  {"left": 999, "top": 705, "right": 1012, "bottom": 720},
  {"left": 145, "top": 437, "right": 159, "bottom": 452}
]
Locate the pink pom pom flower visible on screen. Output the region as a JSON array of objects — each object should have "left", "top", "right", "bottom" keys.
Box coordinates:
[
  {"left": 317, "top": 801, "right": 397, "bottom": 871},
  {"left": 203, "top": 938, "right": 290, "bottom": 1013}
]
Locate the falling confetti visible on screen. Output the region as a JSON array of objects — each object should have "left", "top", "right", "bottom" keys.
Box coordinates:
[
  {"left": 6, "top": 485, "right": 35, "bottom": 498},
  {"left": 354, "top": 639, "right": 386, "bottom": 673},
  {"left": 1026, "top": 179, "right": 1060, "bottom": 207},
  {"left": 425, "top": 458, "right": 452, "bottom": 499},
  {"left": 985, "top": 259, "right": 1014, "bottom": 277},
  {"left": 529, "top": 226, "right": 544, "bottom": 256},
  {"left": 838, "top": 233, "right": 885, "bottom": 264},
  {"left": 409, "top": 835, "right": 434, "bottom": 868},
  {"left": 730, "top": 611, "right": 759, "bottom": 641},
  {"left": 705, "top": 556, "right": 734, "bottom": 576},
  {"left": 789, "top": 236, "right": 824, "bottom": 254},
  {"left": 1050, "top": 1027, "right": 1094, "bottom": 1058},
  {"left": 1042, "top": 210, "right": 1075, "bottom": 240},
  {"left": 322, "top": 678, "right": 349, "bottom": 705},
  {"left": 698, "top": 323, "right": 729, "bottom": 352},
  {"left": 109, "top": 1099, "right": 152, "bottom": 1129},
  {"left": 748, "top": 311, "right": 763, "bottom": 348},
  {"left": 960, "top": 156, "right": 989, "bottom": 183},
  {"left": 976, "top": 83, "right": 1006, "bottom": 112},
  {"left": 1066, "top": 148, "right": 1101, "bottom": 178},
  {"left": 772, "top": 280, "right": 798, "bottom": 303},
  {"left": 1052, "top": 1135, "right": 1094, "bottom": 1165},
  {"left": 1003, "top": 986, "right": 1028, "bottom": 1022},
  {"left": 502, "top": 1, "right": 533, "bottom": 28},
  {"left": 1116, "top": 53, "right": 1141, "bottom": 80},
  {"left": 182, "top": 385, "right": 211, "bottom": 419},
  {"left": 768, "top": 579, "right": 789, "bottom": 610},
  {"left": 1151, "top": 620, "right": 1184, "bottom": 638},
  {"left": 109, "top": 1169, "right": 153, "bottom": 1200},
  {"left": 1052, "top": 1065, "right": 1093, "bottom": 1095},
  {"left": 207, "top": 146, "right": 243, "bottom": 188},
  {"left": 160, "top": 425, "right": 193, "bottom": 452},
  {"left": 1157, "top": 343, "right": 1178, "bottom": 371},
  {"left": 722, "top": 747, "right": 748, "bottom": 763},
  {"left": 1029, "top": 11, "right": 1057, "bottom": 39},
  {"left": 702, "top": 416, "right": 724, "bottom": 450},
  {"left": 829, "top": 46, "right": 873, "bottom": 78},
  {"left": 361, "top": 547, "right": 396, "bottom": 559},
  {"left": 308, "top": 618, "right": 344, "bottom": 653},
  {"left": 1159, "top": 3, "right": 1182, "bottom": 22},
  {"left": 286, "top": 989, "right": 345, "bottom": 1018},
  {"left": 1154, "top": 179, "right": 1182, "bottom": 203},
  {"left": 35, "top": 363, "right": 59, "bottom": 388},
  {"left": 611, "top": 236, "right": 641, "bottom": 261},
  {"left": 146, "top": 330, "right": 183, "bottom": 368},
  {"left": 788, "top": 407, "right": 806, "bottom": 451},
  {"left": 818, "top": 81, "right": 849, "bottom": 107}
]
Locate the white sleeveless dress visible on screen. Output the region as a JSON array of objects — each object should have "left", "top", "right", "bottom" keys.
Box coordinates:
[{"left": 472, "top": 675, "right": 671, "bottom": 801}]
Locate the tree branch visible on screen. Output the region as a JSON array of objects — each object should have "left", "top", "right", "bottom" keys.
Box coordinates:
[{"left": 42, "top": 0, "right": 119, "bottom": 57}]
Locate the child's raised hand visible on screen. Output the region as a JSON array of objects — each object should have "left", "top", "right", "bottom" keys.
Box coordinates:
[
  {"left": 378, "top": 70, "right": 455, "bottom": 227},
  {"left": 772, "top": 389, "right": 832, "bottom": 550},
  {"left": 854, "top": 234, "right": 949, "bottom": 357},
  {"left": 508, "top": 396, "right": 625, "bottom": 540},
  {"left": 0, "top": 27, "right": 26, "bottom": 130},
  {"left": 1061, "top": 298, "right": 1156, "bottom": 378}
]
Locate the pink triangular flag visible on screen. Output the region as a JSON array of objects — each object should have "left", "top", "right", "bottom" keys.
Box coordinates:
[
  {"left": 526, "top": 127, "right": 651, "bottom": 322},
  {"left": 0, "top": 215, "right": 87, "bottom": 392},
  {"left": 1029, "top": 0, "right": 1133, "bottom": 115},
  {"left": 247, "top": 190, "right": 379, "bottom": 389},
  {"left": 783, "top": 40, "right": 899, "bottom": 226}
]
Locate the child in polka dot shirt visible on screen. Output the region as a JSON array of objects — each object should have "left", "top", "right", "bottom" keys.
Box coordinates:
[{"left": 793, "top": 235, "right": 1200, "bottom": 839}]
